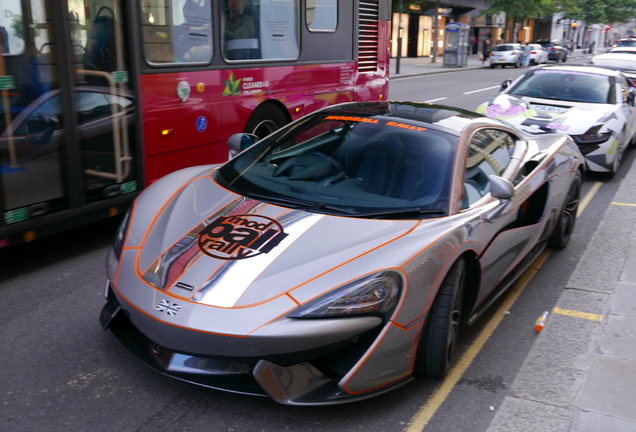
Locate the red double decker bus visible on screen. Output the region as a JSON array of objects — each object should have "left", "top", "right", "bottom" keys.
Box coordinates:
[{"left": 0, "top": 0, "right": 390, "bottom": 247}]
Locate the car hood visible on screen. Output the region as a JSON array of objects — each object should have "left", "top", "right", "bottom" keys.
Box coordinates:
[
  {"left": 132, "top": 173, "right": 422, "bottom": 308},
  {"left": 476, "top": 93, "right": 616, "bottom": 135}
]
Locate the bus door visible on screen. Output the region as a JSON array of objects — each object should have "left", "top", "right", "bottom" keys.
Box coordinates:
[{"left": 0, "top": 0, "right": 139, "bottom": 232}]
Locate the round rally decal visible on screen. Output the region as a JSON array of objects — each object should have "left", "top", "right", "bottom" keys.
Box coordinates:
[{"left": 198, "top": 215, "right": 288, "bottom": 260}]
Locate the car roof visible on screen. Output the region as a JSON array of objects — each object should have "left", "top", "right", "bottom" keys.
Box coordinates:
[
  {"left": 589, "top": 53, "right": 636, "bottom": 74},
  {"left": 610, "top": 47, "right": 636, "bottom": 53},
  {"left": 534, "top": 64, "right": 620, "bottom": 77},
  {"left": 321, "top": 101, "right": 484, "bottom": 134}
]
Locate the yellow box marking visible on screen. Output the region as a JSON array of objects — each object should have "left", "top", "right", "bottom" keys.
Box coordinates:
[{"left": 552, "top": 307, "right": 603, "bottom": 322}]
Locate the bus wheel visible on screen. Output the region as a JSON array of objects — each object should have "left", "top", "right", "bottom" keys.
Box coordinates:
[{"left": 245, "top": 105, "right": 289, "bottom": 140}]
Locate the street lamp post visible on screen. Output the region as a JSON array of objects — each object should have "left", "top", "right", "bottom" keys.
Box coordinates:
[
  {"left": 431, "top": 0, "right": 440, "bottom": 63},
  {"left": 396, "top": 0, "right": 403, "bottom": 74}
]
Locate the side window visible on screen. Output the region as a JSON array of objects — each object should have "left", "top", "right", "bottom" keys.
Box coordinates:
[
  {"left": 1, "top": 3, "right": 26, "bottom": 54},
  {"left": 17, "top": 95, "right": 63, "bottom": 135},
  {"left": 223, "top": 0, "right": 300, "bottom": 61},
  {"left": 306, "top": 0, "right": 337, "bottom": 32},
  {"left": 620, "top": 76, "right": 631, "bottom": 104},
  {"left": 463, "top": 129, "right": 515, "bottom": 208},
  {"left": 142, "top": 0, "right": 212, "bottom": 64}
]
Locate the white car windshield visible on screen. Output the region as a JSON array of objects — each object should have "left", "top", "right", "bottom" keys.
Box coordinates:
[{"left": 509, "top": 69, "right": 612, "bottom": 104}]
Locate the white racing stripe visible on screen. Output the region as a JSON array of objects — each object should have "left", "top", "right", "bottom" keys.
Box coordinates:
[{"left": 196, "top": 212, "right": 324, "bottom": 307}]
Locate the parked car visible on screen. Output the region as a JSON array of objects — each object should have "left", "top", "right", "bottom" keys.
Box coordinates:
[
  {"left": 534, "top": 39, "right": 568, "bottom": 62},
  {"left": 101, "top": 100, "right": 584, "bottom": 405},
  {"left": 528, "top": 43, "right": 549, "bottom": 64},
  {"left": 477, "top": 64, "right": 636, "bottom": 176},
  {"left": 606, "top": 47, "right": 636, "bottom": 55},
  {"left": 590, "top": 52, "right": 636, "bottom": 81},
  {"left": 608, "top": 38, "right": 636, "bottom": 52},
  {"left": 489, "top": 43, "right": 522, "bottom": 68}
]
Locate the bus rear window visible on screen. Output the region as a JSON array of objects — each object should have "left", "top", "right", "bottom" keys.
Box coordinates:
[
  {"left": 222, "top": 0, "right": 300, "bottom": 62},
  {"left": 141, "top": 0, "right": 213, "bottom": 64}
]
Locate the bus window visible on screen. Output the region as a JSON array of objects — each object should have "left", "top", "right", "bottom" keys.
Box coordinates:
[
  {"left": 222, "top": 0, "right": 299, "bottom": 61},
  {"left": 0, "top": 3, "right": 25, "bottom": 55},
  {"left": 306, "top": 0, "right": 337, "bottom": 32},
  {"left": 142, "top": 0, "right": 212, "bottom": 64}
]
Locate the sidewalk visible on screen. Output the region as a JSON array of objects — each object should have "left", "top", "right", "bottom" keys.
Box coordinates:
[
  {"left": 488, "top": 155, "right": 636, "bottom": 432},
  {"left": 389, "top": 49, "right": 636, "bottom": 431},
  {"left": 389, "top": 49, "right": 591, "bottom": 79}
]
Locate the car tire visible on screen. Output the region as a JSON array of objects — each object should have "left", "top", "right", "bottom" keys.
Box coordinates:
[
  {"left": 245, "top": 104, "right": 289, "bottom": 140},
  {"left": 549, "top": 171, "right": 581, "bottom": 249},
  {"left": 562, "top": 54, "right": 567, "bottom": 62},
  {"left": 490, "top": 64, "right": 496, "bottom": 69},
  {"left": 514, "top": 58, "right": 521, "bottom": 68},
  {"left": 416, "top": 258, "right": 466, "bottom": 378}
]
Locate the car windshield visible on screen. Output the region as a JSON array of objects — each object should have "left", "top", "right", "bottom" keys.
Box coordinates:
[
  {"left": 493, "top": 45, "right": 517, "bottom": 52},
  {"left": 617, "top": 40, "right": 636, "bottom": 47},
  {"left": 508, "top": 69, "right": 612, "bottom": 104},
  {"left": 216, "top": 106, "right": 459, "bottom": 218}
]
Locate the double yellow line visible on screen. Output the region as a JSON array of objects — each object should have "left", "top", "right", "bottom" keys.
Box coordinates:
[{"left": 405, "top": 181, "right": 604, "bottom": 431}]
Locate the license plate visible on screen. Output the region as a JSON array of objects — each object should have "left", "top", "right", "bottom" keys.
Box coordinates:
[
  {"left": 498, "top": 59, "right": 505, "bottom": 62},
  {"left": 532, "top": 104, "right": 568, "bottom": 113}
]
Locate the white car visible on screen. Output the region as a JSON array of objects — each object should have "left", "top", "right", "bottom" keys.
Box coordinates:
[
  {"left": 489, "top": 43, "right": 522, "bottom": 68},
  {"left": 529, "top": 44, "right": 548, "bottom": 64},
  {"left": 590, "top": 53, "right": 636, "bottom": 81},
  {"left": 477, "top": 65, "right": 636, "bottom": 176}
]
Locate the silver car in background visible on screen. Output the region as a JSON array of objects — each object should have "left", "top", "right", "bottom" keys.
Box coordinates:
[{"left": 489, "top": 43, "right": 522, "bottom": 68}]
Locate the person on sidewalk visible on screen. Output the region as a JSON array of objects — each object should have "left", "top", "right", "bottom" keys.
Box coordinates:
[
  {"left": 521, "top": 42, "right": 532, "bottom": 67},
  {"left": 482, "top": 39, "right": 490, "bottom": 64}
]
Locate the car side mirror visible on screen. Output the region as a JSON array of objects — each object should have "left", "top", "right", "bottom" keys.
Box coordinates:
[
  {"left": 490, "top": 175, "right": 514, "bottom": 200},
  {"left": 500, "top": 79, "right": 512, "bottom": 92},
  {"left": 486, "top": 175, "right": 515, "bottom": 223},
  {"left": 228, "top": 133, "right": 258, "bottom": 158},
  {"left": 35, "top": 113, "right": 60, "bottom": 144}
]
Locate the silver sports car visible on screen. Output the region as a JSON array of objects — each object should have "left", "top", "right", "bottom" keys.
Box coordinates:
[{"left": 100, "top": 101, "right": 584, "bottom": 406}]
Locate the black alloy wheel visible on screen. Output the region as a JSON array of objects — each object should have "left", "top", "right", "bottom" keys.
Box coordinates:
[
  {"left": 417, "top": 258, "right": 466, "bottom": 378},
  {"left": 549, "top": 171, "right": 581, "bottom": 249}
]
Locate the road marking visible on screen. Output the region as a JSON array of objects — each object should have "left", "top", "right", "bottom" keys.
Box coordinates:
[
  {"left": 463, "top": 85, "right": 501, "bottom": 95},
  {"left": 552, "top": 307, "right": 603, "bottom": 321},
  {"left": 579, "top": 182, "right": 602, "bottom": 215},
  {"left": 424, "top": 97, "right": 448, "bottom": 103},
  {"left": 405, "top": 177, "right": 602, "bottom": 432},
  {"left": 611, "top": 201, "right": 636, "bottom": 207}
]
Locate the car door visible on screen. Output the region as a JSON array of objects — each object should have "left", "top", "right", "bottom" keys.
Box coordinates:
[
  {"left": 619, "top": 74, "right": 636, "bottom": 142},
  {"left": 461, "top": 128, "right": 544, "bottom": 305}
]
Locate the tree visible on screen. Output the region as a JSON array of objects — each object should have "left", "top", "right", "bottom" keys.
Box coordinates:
[{"left": 483, "top": 0, "right": 560, "bottom": 19}]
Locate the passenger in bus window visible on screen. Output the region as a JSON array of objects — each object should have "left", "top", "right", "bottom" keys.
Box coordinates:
[
  {"left": 175, "top": 0, "right": 212, "bottom": 62},
  {"left": 223, "top": 0, "right": 257, "bottom": 60}
]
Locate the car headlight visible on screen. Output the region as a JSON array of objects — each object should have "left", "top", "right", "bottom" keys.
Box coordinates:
[
  {"left": 289, "top": 271, "right": 402, "bottom": 321},
  {"left": 571, "top": 132, "right": 611, "bottom": 145},
  {"left": 113, "top": 207, "right": 132, "bottom": 260}
]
